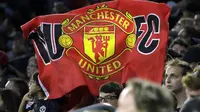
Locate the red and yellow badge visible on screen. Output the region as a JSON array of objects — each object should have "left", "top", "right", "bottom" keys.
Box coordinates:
[{"left": 59, "top": 4, "right": 137, "bottom": 80}]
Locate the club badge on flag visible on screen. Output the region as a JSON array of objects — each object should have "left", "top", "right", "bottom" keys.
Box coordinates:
[
  {"left": 21, "top": 0, "right": 170, "bottom": 101},
  {"left": 58, "top": 5, "right": 137, "bottom": 80}
]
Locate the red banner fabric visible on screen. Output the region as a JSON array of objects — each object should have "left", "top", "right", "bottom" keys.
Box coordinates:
[{"left": 21, "top": 0, "right": 170, "bottom": 99}]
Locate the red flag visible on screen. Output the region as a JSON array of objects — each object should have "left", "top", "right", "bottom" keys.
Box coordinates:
[{"left": 21, "top": 0, "right": 170, "bottom": 100}]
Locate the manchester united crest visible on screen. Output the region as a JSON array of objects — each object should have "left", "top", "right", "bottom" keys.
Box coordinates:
[{"left": 59, "top": 4, "right": 137, "bottom": 80}]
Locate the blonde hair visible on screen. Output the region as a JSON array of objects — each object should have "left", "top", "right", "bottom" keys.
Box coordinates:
[
  {"left": 182, "top": 66, "right": 200, "bottom": 90},
  {"left": 166, "top": 58, "right": 192, "bottom": 76}
]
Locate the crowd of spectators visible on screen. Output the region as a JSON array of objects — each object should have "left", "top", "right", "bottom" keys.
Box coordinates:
[{"left": 0, "top": 0, "right": 200, "bottom": 112}]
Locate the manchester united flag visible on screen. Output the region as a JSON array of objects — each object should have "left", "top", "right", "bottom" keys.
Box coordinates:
[{"left": 21, "top": 0, "right": 170, "bottom": 99}]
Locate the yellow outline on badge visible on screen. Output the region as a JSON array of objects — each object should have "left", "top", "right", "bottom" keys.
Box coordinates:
[{"left": 61, "top": 7, "right": 136, "bottom": 35}]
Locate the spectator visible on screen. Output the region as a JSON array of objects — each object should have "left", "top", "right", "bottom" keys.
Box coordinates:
[
  {"left": 117, "top": 78, "right": 173, "bottom": 112},
  {"left": 178, "top": 27, "right": 198, "bottom": 44},
  {"left": 182, "top": 66, "right": 200, "bottom": 100},
  {"left": 178, "top": 18, "right": 194, "bottom": 29},
  {"left": 0, "top": 89, "right": 21, "bottom": 112},
  {"left": 0, "top": 50, "right": 16, "bottom": 88},
  {"left": 166, "top": 49, "right": 182, "bottom": 61},
  {"left": 0, "top": 50, "right": 28, "bottom": 87},
  {"left": 97, "top": 82, "right": 123, "bottom": 108},
  {"left": 194, "top": 14, "right": 200, "bottom": 32},
  {"left": 183, "top": 45, "right": 200, "bottom": 68},
  {"left": 165, "top": 58, "right": 192, "bottom": 111},
  {"left": 9, "top": 32, "right": 33, "bottom": 75},
  {"left": 64, "top": 0, "right": 89, "bottom": 10},
  {"left": 26, "top": 56, "right": 38, "bottom": 79},
  {"left": 175, "top": 0, "right": 200, "bottom": 17},
  {"left": 169, "top": 38, "right": 189, "bottom": 56},
  {"left": 172, "top": 17, "right": 194, "bottom": 33},
  {"left": 180, "top": 97, "right": 200, "bottom": 112},
  {"left": 52, "top": 2, "right": 69, "bottom": 14},
  {"left": 11, "top": 32, "right": 26, "bottom": 57},
  {"left": 18, "top": 72, "right": 61, "bottom": 112},
  {"left": 5, "top": 78, "right": 28, "bottom": 99},
  {"left": 1, "top": 0, "right": 200, "bottom": 112}
]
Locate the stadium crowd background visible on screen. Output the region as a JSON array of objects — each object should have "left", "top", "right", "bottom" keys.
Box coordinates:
[{"left": 0, "top": 0, "right": 200, "bottom": 112}]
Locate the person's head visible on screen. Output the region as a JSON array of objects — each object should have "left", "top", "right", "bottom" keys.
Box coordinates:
[
  {"left": 169, "top": 38, "right": 188, "bottom": 56},
  {"left": 12, "top": 32, "right": 26, "bottom": 56},
  {"left": 183, "top": 45, "right": 200, "bottom": 68},
  {"left": 117, "top": 78, "right": 173, "bottom": 112},
  {"left": 98, "top": 82, "right": 123, "bottom": 107},
  {"left": 182, "top": 66, "right": 200, "bottom": 99},
  {"left": 52, "top": 2, "right": 69, "bottom": 13},
  {"left": 165, "top": 58, "right": 192, "bottom": 94},
  {"left": 172, "top": 17, "right": 194, "bottom": 33},
  {"left": 180, "top": 97, "right": 200, "bottom": 112},
  {"left": 0, "top": 89, "right": 20, "bottom": 112},
  {"left": 29, "top": 72, "right": 42, "bottom": 96},
  {"left": 194, "top": 14, "right": 200, "bottom": 32},
  {"left": 27, "top": 56, "right": 38, "bottom": 79},
  {"left": 178, "top": 27, "right": 195, "bottom": 42},
  {"left": 166, "top": 49, "right": 182, "bottom": 61},
  {"left": 5, "top": 78, "right": 29, "bottom": 99},
  {"left": 178, "top": 17, "right": 194, "bottom": 29}
]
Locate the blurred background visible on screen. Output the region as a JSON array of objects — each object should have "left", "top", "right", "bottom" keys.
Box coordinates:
[{"left": 0, "top": 0, "right": 200, "bottom": 112}]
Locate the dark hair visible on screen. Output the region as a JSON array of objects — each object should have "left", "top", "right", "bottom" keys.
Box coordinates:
[
  {"left": 99, "top": 82, "right": 123, "bottom": 98},
  {"left": 166, "top": 58, "right": 193, "bottom": 76},
  {"left": 183, "top": 45, "right": 200, "bottom": 63},
  {"left": 32, "top": 72, "right": 40, "bottom": 86},
  {"left": 0, "top": 89, "right": 21, "bottom": 112},
  {"left": 8, "top": 78, "right": 29, "bottom": 98},
  {"left": 166, "top": 49, "right": 183, "bottom": 61},
  {"left": 178, "top": 27, "right": 193, "bottom": 38},
  {"left": 169, "top": 31, "right": 178, "bottom": 39},
  {"left": 169, "top": 38, "right": 189, "bottom": 49}
]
